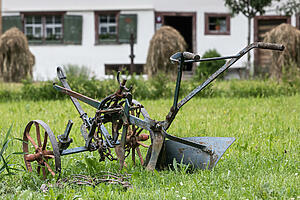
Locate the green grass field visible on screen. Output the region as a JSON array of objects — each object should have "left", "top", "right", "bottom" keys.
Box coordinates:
[{"left": 0, "top": 96, "right": 299, "bottom": 199}]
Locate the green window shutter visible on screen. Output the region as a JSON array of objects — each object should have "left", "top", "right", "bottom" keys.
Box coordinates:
[
  {"left": 63, "top": 15, "right": 82, "bottom": 44},
  {"left": 2, "top": 16, "right": 22, "bottom": 33},
  {"left": 118, "top": 14, "right": 137, "bottom": 43}
]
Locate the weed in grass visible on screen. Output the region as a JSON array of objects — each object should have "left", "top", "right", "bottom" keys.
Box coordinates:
[{"left": 0, "top": 125, "right": 25, "bottom": 179}]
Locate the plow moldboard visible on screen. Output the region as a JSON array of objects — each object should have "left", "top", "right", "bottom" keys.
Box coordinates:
[{"left": 158, "top": 137, "right": 235, "bottom": 170}]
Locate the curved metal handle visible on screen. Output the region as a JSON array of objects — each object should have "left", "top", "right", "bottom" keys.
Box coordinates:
[
  {"left": 164, "top": 42, "right": 285, "bottom": 130},
  {"left": 183, "top": 52, "right": 200, "bottom": 60},
  {"left": 57, "top": 66, "right": 66, "bottom": 79},
  {"left": 170, "top": 52, "right": 200, "bottom": 63},
  {"left": 256, "top": 42, "right": 285, "bottom": 51}
]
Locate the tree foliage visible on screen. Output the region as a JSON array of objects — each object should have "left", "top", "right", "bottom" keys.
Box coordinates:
[
  {"left": 224, "top": 0, "right": 275, "bottom": 18},
  {"left": 277, "top": 0, "right": 300, "bottom": 15}
]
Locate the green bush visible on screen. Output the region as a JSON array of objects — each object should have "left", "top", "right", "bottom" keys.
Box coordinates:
[
  {"left": 213, "top": 80, "right": 297, "bottom": 98},
  {"left": 127, "top": 74, "right": 150, "bottom": 99},
  {"left": 21, "top": 79, "right": 64, "bottom": 101},
  {"left": 194, "top": 49, "right": 226, "bottom": 80},
  {"left": 148, "top": 73, "right": 173, "bottom": 99},
  {"left": 0, "top": 74, "right": 299, "bottom": 102},
  {"left": 63, "top": 64, "right": 92, "bottom": 80}
]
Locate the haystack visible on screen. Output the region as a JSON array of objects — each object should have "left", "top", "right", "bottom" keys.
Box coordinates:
[
  {"left": 263, "top": 23, "right": 300, "bottom": 79},
  {"left": 0, "top": 27, "right": 35, "bottom": 82},
  {"left": 145, "top": 26, "right": 186, "bottom": 78}
]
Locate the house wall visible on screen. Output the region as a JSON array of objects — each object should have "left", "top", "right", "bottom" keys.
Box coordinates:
[
  {"left": 3, "top": 0, "right": 155, "bottom": 80},
  {"left": 3, "top": 0, "right": 154, "bottom": 12},
  {"left": 2, "top": 0, "right": 298, "bottom": 80},
  {"left": 154, "top": 0, "right": 249, "bottom": 68},
  {"left": 27, "top": 10, "right": 155, "bottom": 80}
]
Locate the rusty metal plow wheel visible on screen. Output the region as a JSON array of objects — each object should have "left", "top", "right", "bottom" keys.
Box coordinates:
[
  {"left": 23, "top": 120, "right": 61, "bottom": 179},
  {"left": 125, "top": 100, "right": 150, "bottom": 166}
]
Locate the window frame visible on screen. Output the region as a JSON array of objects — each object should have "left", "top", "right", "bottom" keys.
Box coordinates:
[
  {"left": 94, "top": 11, "right": 120, "bottom": 44},
  {"left": 204, "top": 13, "right": 231, "bottom": 35},
  {"left": 24, "top": 15, "right": 43, "bottom": 41},
  {"left": 21, "top": 12, "right": 66, "bottom": 44}
]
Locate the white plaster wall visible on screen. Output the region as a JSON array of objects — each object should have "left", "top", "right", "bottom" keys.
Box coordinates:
[
  {"left": 3, "top": 0, "right": 153, "bottom": 12},
  {"left": 5, "top": 10, "right": 154, "bottom": 80},
  {"left": 3, "top": 0, "right": 155, "bottom": 80},
  {"left": 197, "top": 12, "right": 249, "bottom": 68},
  {"left": 153, "top": 0, "right": 249, "bottom": 68},
  {"left": 2, "top": 0, "right": 298, "bottom": 79},
  {"left": 153, "top": 0, "right": 229, "bottom": 12},
  {"left": 153, "top": 0, "right": 298, "bottom": 69}
]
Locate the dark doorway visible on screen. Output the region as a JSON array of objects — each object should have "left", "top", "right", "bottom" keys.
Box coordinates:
[{"left": 164, "top": 16, "right": 193, "bottom": 71}]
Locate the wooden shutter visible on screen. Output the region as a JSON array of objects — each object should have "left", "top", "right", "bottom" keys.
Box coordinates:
[
  {"left": 118, "top": 14, "right": 137, "bottom": 43},
  {"left": 63, "top": 15, "right": 82, "bottom": 44},
  {"left": 2, "top": 16, "right": 22, "bottom": 33}
]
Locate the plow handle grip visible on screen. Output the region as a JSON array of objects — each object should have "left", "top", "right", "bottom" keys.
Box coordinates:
[
  {"left": 57, "top": 67, "right": 66, "bottom": 79},
  {"left": 183, "top": 52, "right": 200, "bottom": 60},
  {"left": 257, "top": 42, "right": 285, "bottom": 51}
]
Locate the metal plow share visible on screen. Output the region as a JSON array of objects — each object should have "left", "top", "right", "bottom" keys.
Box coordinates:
[{"left": 22, "top": 42, "right": 284, "bottom": 178}]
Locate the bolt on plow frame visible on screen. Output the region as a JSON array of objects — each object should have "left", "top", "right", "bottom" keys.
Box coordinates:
[{"left": 22, "top": 42, "right": 284, "bottom": 178}]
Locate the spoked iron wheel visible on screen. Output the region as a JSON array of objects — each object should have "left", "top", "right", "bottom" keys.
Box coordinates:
[
  {"left": 23, "top": 120, "right": 61, "bottom": 179},
  {"left": 124, "top": 100, "right": 150, "bottom": 166}
]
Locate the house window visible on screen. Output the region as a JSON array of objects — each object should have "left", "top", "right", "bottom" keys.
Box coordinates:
[
  {"left": 24, "top": 16, "right": 42, "bottom": 40},
  {"left": 99, "top": 14, "right": 117, "bottom": 42},
  {"left": 205, "top": 13, "right": 230, "bottom": 35},
  {"left": 3, "top": 13, "right": 82, "bottom": 44},
  {"left": 95, "top": 12, "right": 137, "bottom": 44},
  {"left": 95, "top": 12, "right": 119, "bottom": 43},
  {"left": 45, "top": 16, "right": 63, "bottom": 40},
  {"left": 23, "top": 13, "right": 64, "bottom": 43}
]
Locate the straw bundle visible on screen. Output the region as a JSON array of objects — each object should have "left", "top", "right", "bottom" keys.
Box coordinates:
[
  {"left": 145, "top": 26, "right": 186, "bottom": 78},
  {"left": 263, "top": 23, "right": 300, "bottom": 79},
  {"left": 0, "top": 27, "right": 35, "bottom": 82}
]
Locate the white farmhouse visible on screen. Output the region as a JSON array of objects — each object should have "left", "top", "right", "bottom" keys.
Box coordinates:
[{"left": 2, "top": 0, "right": 299, "bottom": 80}]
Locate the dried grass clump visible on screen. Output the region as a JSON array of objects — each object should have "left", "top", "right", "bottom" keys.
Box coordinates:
[
  {"left": 0, "top": 27, "right": 35, "bottom": 82},
  {"left": 263, "top": 23, "right": 300, "bottom": 79},
  {"left": 145, "top": 26, "right": 186, "bottom": 78}
]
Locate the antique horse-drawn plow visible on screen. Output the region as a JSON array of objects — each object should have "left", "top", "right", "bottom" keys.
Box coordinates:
[{"left": 22, "top": 42, "right": 284, "bottom": 178}]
